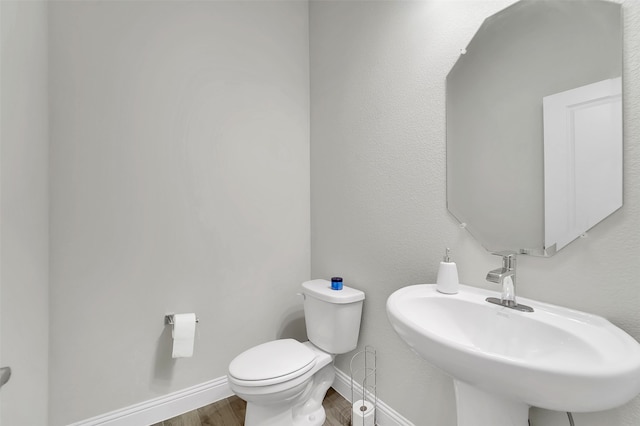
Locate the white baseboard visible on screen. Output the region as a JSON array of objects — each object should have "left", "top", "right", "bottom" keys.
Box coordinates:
[
  {"left": 69, "top": 368, "right": 412, "bottom": 426},
  {"left": 332, "top": 367, "right": 414, "bottom": 426},
  {"left": 67, "top": 376, "right": 233, "bottom": 426}
]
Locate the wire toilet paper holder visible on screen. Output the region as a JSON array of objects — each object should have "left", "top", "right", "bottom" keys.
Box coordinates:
[{"left": 350, "top": 346, "right": 377, "bottom": 426}]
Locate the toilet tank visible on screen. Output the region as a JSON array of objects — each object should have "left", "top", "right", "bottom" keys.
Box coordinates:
[{"left": 301, "top": 279, "right": 365, "bottom": 354}]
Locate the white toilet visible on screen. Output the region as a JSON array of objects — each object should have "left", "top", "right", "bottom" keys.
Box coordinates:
[{"left": 227, "top": 279, "right": 365, "bottom": 426}]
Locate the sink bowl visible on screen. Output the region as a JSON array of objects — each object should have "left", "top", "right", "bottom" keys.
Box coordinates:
[{"left": 387, "top": 284, "right": 640, "bottom": 425}]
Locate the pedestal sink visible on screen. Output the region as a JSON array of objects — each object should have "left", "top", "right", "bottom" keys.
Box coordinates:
[{"left": 386, "top": 284, "right": 640, "bottom": 426}]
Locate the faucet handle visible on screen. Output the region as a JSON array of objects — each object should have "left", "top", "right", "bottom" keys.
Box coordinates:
[{"left": 491, "top": 251, "right": 517, "bottom": 269}]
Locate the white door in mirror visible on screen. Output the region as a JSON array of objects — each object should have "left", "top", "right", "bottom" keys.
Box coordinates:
[{"left": 543, "top": 77, "right": 622, "bottom": 252}]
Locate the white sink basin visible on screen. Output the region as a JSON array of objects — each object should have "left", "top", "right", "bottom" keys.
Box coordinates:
[{"left": 387, "top": 284, "right": 640, "bottom": 425}]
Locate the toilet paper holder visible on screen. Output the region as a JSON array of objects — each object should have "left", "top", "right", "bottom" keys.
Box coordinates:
[
  {"left": 164, "top": 314, "right": 200, "bottom": 326},
  {"left": 350, "top": 346, "right": 377, "bottom": 426}
]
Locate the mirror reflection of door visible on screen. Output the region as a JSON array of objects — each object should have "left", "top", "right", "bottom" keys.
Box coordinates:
[{"left": 543, "top": 77, "right": 622, "bottom": 252}]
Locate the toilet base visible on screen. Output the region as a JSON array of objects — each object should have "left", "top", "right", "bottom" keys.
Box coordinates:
[
  {"left": 292, "top": 405, "right": 326, "bottom": 426},
  {"left": 244, "top": 364, "right": 335, "bottom": 426},
  {"left": 292, "top": 364, "right": 334, "bottom": 425}
]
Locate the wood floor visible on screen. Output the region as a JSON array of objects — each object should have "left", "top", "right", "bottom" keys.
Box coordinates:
[{"left": 152, "top": 388, "right": 352, "bottom": 426}]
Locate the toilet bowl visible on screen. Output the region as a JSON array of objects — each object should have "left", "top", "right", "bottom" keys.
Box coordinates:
[
  {"left": 228, "top": 340, "right": 335, "bottom": 426},
  {"left": 227, "top": 279, "right": 365, "bottom": 426}
]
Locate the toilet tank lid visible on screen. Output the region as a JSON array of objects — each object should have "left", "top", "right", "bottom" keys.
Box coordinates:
[{"left": 302, "top": 279, "right": 365, "bottom": 304}]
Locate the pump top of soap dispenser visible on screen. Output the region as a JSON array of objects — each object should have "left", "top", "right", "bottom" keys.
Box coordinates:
[{"left": 443, "top": 248, "right": 451, "bottom": 262}]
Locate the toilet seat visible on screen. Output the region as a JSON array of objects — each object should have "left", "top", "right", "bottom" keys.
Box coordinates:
[{"left": 228, "top": 339, "right": 317, "bottom": 387}]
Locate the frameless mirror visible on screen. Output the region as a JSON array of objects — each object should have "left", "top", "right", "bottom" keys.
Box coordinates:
[{"left": 446, "top": 0, "right": 622, "bottom": 256}]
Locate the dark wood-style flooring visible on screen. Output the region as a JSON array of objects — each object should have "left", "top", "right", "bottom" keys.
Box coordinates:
[{"left": 152, "top": 388, "right": 352, "bottom": 426}]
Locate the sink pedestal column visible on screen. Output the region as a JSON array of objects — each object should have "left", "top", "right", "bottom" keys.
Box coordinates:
[{"left": 454, "top": 380, "right": 529, "bottom": 426}]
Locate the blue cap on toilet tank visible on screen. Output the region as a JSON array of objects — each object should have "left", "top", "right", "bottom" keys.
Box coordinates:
[{"left": 331, "top": 277, "right": 343, "bottom": 290}]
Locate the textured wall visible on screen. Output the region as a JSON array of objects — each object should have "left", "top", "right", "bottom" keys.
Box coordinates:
[
  {"left": 48, "top": 2, "right": 310, "bottom": 424},
  {"left": 0, "top": 1, "right": 50, "bottom": 424},
  {"left": 310, "top": 1, "right": 640, "bottom": 425}
]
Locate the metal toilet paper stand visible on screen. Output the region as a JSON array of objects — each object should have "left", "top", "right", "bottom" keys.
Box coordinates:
[{"left": 350, "top": 346, "right": 377, "bottom": 426}]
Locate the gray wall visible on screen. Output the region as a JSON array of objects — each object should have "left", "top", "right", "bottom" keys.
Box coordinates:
[
  {"left": 310, "top": 1, "right": 640, "bottom": 426},
  {"left": 48, "top": 2, "right": 310, "bottom": 424},
  {"left": 0, "top": 1, "right": 50, "bottom": 425}
]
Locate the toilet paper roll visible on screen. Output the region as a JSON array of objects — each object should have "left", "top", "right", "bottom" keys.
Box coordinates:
[
  {"left": 352, "top": 400, "right": 375, "bottom": 426},
  {"left": 171, "top": 313, "right": 197, "bottom": 358}
]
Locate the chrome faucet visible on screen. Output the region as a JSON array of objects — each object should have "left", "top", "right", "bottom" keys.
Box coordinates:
[{"left": 485, "top": 251, "right": 534, "bottom": 312}]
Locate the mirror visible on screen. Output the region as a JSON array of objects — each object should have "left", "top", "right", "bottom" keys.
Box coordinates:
[{"left": 446, "top": 0, "right": 622, "bottom": 256}]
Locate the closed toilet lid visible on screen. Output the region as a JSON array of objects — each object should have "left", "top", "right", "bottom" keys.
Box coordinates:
[{"left": 229, "top": 339, "right": 316, "bottom": 384}]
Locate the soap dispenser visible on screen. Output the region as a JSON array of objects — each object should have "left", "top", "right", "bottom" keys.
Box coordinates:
[{"left": 436, "top": 248, "right": 459, "bottom": 294}]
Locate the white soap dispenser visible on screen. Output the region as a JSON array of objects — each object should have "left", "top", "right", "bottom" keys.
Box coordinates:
[{"left": 436, "top": 248, "right": 459, "bottom": 294}]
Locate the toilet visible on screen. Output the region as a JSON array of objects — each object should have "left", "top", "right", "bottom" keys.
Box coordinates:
[{"left": 227, "top": 279, "right": 365, "bottom": 426}]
